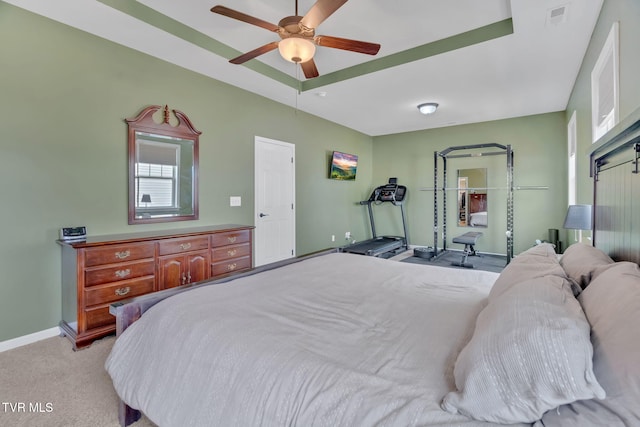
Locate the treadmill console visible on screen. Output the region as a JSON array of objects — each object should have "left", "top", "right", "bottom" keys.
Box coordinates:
[{"left": 367, "top": 178, "right": 407, "bottom": 204}]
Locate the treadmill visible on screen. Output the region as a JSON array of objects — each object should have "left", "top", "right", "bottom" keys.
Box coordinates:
[{"left": 341, "top": 178, "right": 409, "bottom": 258}]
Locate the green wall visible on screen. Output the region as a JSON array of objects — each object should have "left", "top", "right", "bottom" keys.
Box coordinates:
[
  {"left": 3, "top": 0, "right": 640, "bottom": 343},
  {"left": 372, "top": 0, "right": 640, "bottom": 256},
  {"left": 0, "top": 3, "right": 373, "bottom": 342},
  {"left": 565, "top": 0, "right": 640, "bottom": 209},
  {"left": 372, "top": 113, "right": 568, "bottom": 255}
]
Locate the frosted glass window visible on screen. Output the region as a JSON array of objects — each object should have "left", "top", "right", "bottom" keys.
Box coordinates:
[
  {"left": 568, "top": 111, "right": 577, "bottom": 205},
  {"left": 591, "top": 22, "right": 619, "bottom": 142}
]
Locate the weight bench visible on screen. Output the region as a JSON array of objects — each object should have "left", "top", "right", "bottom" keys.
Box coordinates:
[{"left": 451, "top": 231, "right": 483, "bottom": 268}]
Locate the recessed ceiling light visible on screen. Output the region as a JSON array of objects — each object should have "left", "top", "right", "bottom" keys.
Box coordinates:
[
  {"left": 316, "top": 91, "right": 327, "bottom": 97},
  {"left": 418, "top": 102, "right": 439, "bottom": 115}
]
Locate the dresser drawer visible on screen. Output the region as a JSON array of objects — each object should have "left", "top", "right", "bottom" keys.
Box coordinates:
[
  {"left": 84, "top": 242, "right": 155, "bottom": 267},
  {"left": 211, "top": 230, "right": 250, "bottom": 247},
  {"left": 158, "top": 236, "right": 209, "bottom": 256},
  {"left": 211, "top": 242, "right": 251, "bottom": 262},
  {"left": 84, "top": 304, "right": 117, "bottom": 331},
  {"left": 211, "top": 256, "right": 251, "bottom": 277},
  {"left": 85, "top": 260, "right": 155, "bottom": 287},
  {"left": 84, "top": 276, "right": 155, "bottom": 307}
]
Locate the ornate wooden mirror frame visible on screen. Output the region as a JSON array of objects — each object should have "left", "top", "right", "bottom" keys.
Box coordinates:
[{"left": 126, "top": 105, "right": 201, "bottom": 224}]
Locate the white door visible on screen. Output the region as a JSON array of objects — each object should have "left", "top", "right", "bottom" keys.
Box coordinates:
[{"left": 254, "top": 136, "right": 295, "bottom": 266}]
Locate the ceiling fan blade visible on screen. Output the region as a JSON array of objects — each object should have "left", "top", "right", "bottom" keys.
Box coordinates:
[
  {"left": 229, "top": 41, "right": 280, "bottom": 64},
  {"left": 300, "top": 59, "right": 320, "bottom": 79},
  {"left": 300, "top": 0, "right": 348, "bottom": 29},
  {"left": 211, "top": 5, "right": 280, "bottom": 32},
  {"left": 315, "top": 35, "right": 380, "bottom": 55}
]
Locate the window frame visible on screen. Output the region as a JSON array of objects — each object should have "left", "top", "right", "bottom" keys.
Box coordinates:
[
  {"left": 591, "top": 22, "right": 620, "bottom": 143},
  {"left": 568, "top": 110, "right": 577, "bottom": 206}
]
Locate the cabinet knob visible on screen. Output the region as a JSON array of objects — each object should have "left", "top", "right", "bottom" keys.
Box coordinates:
[
  {"left": 227, "top": 236, "right": 237, "bottom": 243},
  {"left": 227, "top": 263, "right": 237, "bottom": 271},
  {"left": 180, "top": 243, "right": 192, "bottom": 250},
  {"left": 227, "top": 249, "right": 237, "bottom": 257}
]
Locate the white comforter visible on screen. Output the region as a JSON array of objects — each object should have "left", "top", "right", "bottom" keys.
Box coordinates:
[
  {"left": 469, "top": 211, "right": 488, "bottom": 227},
  {"left": 106, "top": 252, "right": 525, "bottom": 427}
]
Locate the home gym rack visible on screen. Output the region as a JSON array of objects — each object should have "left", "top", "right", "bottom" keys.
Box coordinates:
[{"left": 421, "top": 143, "right": 515, "bottom": 264}]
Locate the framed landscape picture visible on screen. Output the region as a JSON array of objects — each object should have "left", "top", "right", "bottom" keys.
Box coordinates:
[{"left": 329, "top": 151, "right": 358, "bottom": 181}]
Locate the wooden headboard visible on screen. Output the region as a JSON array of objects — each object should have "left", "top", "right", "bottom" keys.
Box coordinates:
[{"left": 590, "top": 106, "right": 640, "bottom": 263}]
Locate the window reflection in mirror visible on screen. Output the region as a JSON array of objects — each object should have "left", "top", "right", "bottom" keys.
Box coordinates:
[
  {"left": 457, "top": 168, "right": 487, "bottom": 227},
  {"left": 134, "top": 134, "right": 194, "bottom": 220}
]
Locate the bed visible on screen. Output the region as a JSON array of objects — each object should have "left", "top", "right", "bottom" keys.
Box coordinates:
[
  {"left": 107, "top": 253, "right": 510, "bottom": 427},
  {"left": 468, "top": 211, "right": 487, "bottom": 227},
  {"left": 106, "top": 111, "right": 640, "bottom": 427}
]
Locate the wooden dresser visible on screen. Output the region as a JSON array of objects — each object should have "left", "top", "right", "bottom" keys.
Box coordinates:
[{"left": 58, "top": 224, "right": 253, "bottom": 349}]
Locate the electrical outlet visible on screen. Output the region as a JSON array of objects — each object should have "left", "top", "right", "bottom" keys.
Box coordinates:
[
  {"left": 345, "top": 231, "right": 351, "bottom": 240},
  {"left": 331, "top": 235, "right": 335, "bottom": 242}
]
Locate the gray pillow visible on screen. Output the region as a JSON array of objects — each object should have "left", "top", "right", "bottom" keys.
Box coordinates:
[
  {"left": 537, "top": 261, "right": 640, "bottom": 427},
  {"left": 441, "top": 274, "right": 605, "bottom": 424},
  {"left": 490, "top": 243, "right": 566, "bottom": 299},
  {"left": 560, "top": 243, "right": 614, "bottom": 289}
]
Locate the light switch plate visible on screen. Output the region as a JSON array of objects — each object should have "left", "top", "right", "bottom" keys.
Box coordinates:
[{"left": 230, "top": 196, "right": 241, "bottom": 207}]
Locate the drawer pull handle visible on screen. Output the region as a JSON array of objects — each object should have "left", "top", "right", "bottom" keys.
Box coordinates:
[
  {"left": 227, "top": 249, "right": 237, "bottom": 257},
  {"left": 227, "top": 263, "right": 237, "bottom": 271},
  {"left": 227, "top": 236, "right": 237, "bottom": 243},
  {"left": 180, "top": 243, "right": 192, "bottom": 250},
  {"left": 115, "top": 250, "right": 131, "bottom": 259},
  {"left": 115, "top": 269, "right": 131, "bottom": 278},
  {"left": 115, "top": 286, "right": 131, "bottom": 296}
]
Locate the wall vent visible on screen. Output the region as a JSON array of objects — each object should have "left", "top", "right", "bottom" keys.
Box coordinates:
[{"left": 546, "top": 4, "right": 569, "bottom": 26}]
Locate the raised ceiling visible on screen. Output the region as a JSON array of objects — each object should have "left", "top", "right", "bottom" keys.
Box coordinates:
[{"left": 8, "top": 0, "right": 604, "bottom": 136}]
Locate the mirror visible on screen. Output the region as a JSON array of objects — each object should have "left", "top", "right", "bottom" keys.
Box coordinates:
[
  {"left": 127, "top": 105, "right": 200, "bottom": 224},
  {"left": 457, "top": 168, "right": 487, "bottom": 227}
]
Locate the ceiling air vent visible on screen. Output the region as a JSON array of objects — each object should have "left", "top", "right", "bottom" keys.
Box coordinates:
[{"left": 546, "top": 4, "right": 569, "bottom": 26}]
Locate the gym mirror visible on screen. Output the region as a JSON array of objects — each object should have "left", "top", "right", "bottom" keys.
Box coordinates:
[
  {"left": 126, "top": 105, "right": 200, "bottom": 224},
  {"left": 457, "top": 168, "right": 487, "bottom": 227}
]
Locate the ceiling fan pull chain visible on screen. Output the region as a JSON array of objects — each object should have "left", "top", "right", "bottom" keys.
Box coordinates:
[{"left": 295, "top": 65, "right": 300, "bottom": 114}]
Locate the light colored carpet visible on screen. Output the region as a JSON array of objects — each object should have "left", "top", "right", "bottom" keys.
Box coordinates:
[{"left": 0, "top": 335, "right": 155, "bottom": 427}]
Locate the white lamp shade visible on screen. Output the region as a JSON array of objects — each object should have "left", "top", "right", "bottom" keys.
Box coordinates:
[{"left": 278, "top": 37, "right": 316, "bottom": 63}]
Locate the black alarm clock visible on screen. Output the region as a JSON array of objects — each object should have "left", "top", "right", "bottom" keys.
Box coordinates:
[{"left": 59, "top": 226, "right": 87, "bottom": 241}]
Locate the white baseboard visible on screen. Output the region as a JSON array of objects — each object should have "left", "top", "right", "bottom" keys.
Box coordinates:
[{"left": 0, "top": 326, "right": 61, "bottom": 353}]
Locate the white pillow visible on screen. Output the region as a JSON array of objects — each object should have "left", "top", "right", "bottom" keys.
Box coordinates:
[
  {"left": 441, "top": 274, "right": 605, "bottom": 424},
  {"left": 538, "top": 261, "right": 640, "bottom": 426}
]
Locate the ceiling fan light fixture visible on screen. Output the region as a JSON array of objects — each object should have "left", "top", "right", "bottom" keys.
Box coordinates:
[
  {"left": 418, "top": 103, "right": 439, "bottom": 115},
  {"left": 279, "top": 37, "right": 316, "bottom": 63}
]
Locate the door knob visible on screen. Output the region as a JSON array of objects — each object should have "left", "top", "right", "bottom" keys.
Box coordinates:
[{"left": 259, "top": 213, "right": 269, "bottom": 217}]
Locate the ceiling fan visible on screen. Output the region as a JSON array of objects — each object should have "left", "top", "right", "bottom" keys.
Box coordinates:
[{"left": 211, "top": 0, "right": 381, "bottom": 79}]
